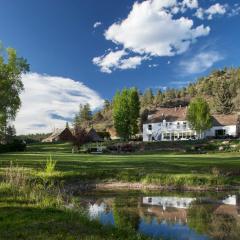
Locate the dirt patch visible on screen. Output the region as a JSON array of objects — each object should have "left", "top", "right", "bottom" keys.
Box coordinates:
[{"left": 65, "top": 181, "right": 240, "bottom": 194}]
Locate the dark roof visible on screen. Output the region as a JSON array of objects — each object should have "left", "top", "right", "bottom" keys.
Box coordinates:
[
  {"left": 146, "top": 107, "right": 187, "bottom": 123},
  {"left": 212, "top": 114, "right": 240, "bottom": 126},
  {"left": 87, "top": 128, "right": 102, "bottom": 142},
  {"left": 145, "top": 107, "right": 240, "bottom": 126}
]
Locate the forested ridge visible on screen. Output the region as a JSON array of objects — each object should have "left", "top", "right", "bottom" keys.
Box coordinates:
[{"left": 89, "top": 67, "right": 240, "bottom": 132}]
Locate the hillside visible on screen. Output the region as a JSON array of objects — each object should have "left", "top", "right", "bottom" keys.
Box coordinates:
[{"left": 90, "top": 67, "right": 240, "bottom": 132}]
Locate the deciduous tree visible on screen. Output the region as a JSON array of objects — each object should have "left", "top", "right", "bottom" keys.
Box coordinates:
[
  {"left": 187, "top": 97, "right": 212, "bottom": 138},
  {"left": 0, "top": 47, "right": 29, "bottom": 141}
]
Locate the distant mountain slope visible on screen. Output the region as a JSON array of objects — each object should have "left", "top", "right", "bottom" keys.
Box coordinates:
[{"left": 91, "top": 67, "right": 240, "bottom": 132}]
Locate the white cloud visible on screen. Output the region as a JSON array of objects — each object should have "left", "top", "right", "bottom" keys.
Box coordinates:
[
  {"left": 180, "top": 51, "right": 223, "bottom": 75},
  {"left": 228, "top": 3, "right": 240, "bottom": 17},
  {"left": 105, "top": 0, "right": 210, "bottom": 57},
  {"left": 93, "top": 21, "right": 102, "bottom": 28},
  {"left": 181, "top": 0, "right": 198, "bottom": 10},
  {"left": 15, "top": 73, "right": 104, "bottom": 134},
  {"left": 93, "top": 0, "right": 210, "bottom": 73},
  {"left": 148, "top": 64, "right": 159, "bottom": 68},
  {"left": 195, "top": 3, "right": 227, "bottom": 20},
  {"left": 92, "top": 49, "right": 147, "bottom": 73}
]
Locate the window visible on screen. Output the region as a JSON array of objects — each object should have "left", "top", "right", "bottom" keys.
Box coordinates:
[
  {"left": 148, "top": 197, "right": 152, "bottom": 203},
  {"left": 183, "top": 122, "right": 187, "bottom": 129},
  {"left": 177, "top": 122, "right": 180, "bottom": 129},
  {"left": 148, "top": 124, "right": 152, "bottom": 130}
]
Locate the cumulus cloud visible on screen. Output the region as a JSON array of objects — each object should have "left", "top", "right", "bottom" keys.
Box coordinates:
[
  {"left": 180, "top": 51, "right": 223, "bottom": 75},
  {"left": 104, "top": 0, "right": 209, "bottom": 57},
  {"left": 92, "top": 50, "right": 147, "bottom": 73},
  {"left": 195, "top": 3, "right": 227, "bottom": 20},
  {"left": 93, "top": 0, "right": 210, "bottom": 73},
  {"left": 93, "top": 21, "right": 102, "bottom": 28},
  {"left": 14, "top": 73, "right": 104, "bottom": 134}
]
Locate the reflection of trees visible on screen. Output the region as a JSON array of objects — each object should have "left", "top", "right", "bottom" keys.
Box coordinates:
[
  {"left": 188, "top": 203, "right": 240, "bottom": 240},
  {"left": 209, "top": 214, "right": 239, "bottom": 240},
  {"left": 113, "top": 197, "right": 140, "bottom": 231},
  {"left": 188, "top": 203, "right": 214, "bottom": 234}
]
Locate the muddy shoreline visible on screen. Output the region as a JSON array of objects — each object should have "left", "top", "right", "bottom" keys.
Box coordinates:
[{"left": 65, "top": 181, "right": 240, "bottom": 193}]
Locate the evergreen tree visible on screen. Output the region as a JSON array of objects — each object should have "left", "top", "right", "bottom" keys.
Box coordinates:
[
  {"left": 154, "top": 90, "right": 164, "bottom": 106},
  {"left": 214, "top": 79, "right": 234, "bottom": 114},
  {"left": 188, "top": 83, "right": 197, "bottom": 97},
  {"left": 73, "top": 104, "right": 92, "bottom": 127},
  {"left": 5, "top": 125, "right": 16, "bottom": 143},
  {"left": 141, "top": 88, "right": 154, "bottom": 107}
]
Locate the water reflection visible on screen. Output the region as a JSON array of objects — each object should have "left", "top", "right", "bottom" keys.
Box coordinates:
[{"left": 81, "top": 192, "right": 240, "bottom": 240}]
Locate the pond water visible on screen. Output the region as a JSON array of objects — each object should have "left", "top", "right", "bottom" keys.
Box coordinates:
[{"left": 79, "top": 190, "right": 240, "bottom": 240}]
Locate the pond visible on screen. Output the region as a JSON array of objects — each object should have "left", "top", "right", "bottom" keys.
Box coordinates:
[{"left": 79, "top": 190, "right": 240, "bottom": 240}]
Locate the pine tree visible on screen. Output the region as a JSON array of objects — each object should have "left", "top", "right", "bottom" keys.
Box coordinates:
[
  {"left": 154, "top": 90, "right": 164, "bottom": 107},
  {"left": 73, "top": 104, "right": 93, "bottom": 128},
  {"left": 141, "top": 88, "right": 154, "bottom": 107},
  {"left": 214, "top": 79, "right": 234, "bottom": 114}
]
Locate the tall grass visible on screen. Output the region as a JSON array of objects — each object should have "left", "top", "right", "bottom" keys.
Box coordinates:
[
  {"left": 45, "top": 155, "right": 57, "bottom": 175},
  {"left": 3, "top": 161, "right": 64, "bottom": 208}
]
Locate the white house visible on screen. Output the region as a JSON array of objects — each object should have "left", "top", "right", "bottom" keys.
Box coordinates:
[{"left": 143, "top": 107, "right": 240, "bottom": 142}]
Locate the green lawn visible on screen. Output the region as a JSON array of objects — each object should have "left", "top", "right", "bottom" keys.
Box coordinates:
[
  {"left": 0, "top": 142, "right": 240, "bottom": 240},
  {"left": 0, "top": 142, "right": 240, "bottom": 187}
]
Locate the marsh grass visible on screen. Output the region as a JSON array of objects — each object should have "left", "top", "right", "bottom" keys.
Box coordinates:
[
  {"left": 3, "top": 161, "right": 64, "bottom": 208},
  {"left": 45, "top": 155, "right": 57, "bottom": 175},
  {"left": 0, "top": 162, "right": 149, "bottom": 240}
]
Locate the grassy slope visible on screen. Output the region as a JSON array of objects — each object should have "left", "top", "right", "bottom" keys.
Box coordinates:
[{"left": 1, "top": 142, "right": 240, "bottom": 186}]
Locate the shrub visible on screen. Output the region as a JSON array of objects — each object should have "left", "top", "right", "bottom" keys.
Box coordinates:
[
  {"left": 0, "top": 139, "right": 26, "bottom": 153},
  {"left": 45, "top": 155, "right": 57, "bottom": 175}
]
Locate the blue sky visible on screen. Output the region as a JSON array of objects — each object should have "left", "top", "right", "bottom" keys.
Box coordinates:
[{"left": 0, "top": 0, "right": 239, "bottom": 133}]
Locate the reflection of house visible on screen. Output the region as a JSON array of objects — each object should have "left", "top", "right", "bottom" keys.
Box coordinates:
[
  {"left": 143, "top": 107, "right": 240, "bottom": 141},
  {"left": 42, "top": 127, "right": 74, "bottom": 143},
  {"left": 142, "top": 196, "right": 196, "bottom": 210},
  {"left": 88, "top": 202, "right": 108, "bottom": 219}
]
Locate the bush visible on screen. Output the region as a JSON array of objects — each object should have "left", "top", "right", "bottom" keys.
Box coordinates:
[{"left": 0, "top": 139, "right": 26, "bottom": 153}]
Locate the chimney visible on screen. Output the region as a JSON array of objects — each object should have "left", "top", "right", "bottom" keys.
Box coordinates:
[
  {"left": 179, "top": 105, "right": 182, "bottom": 109},
  {"left": 175, "top": 107, "right": 177, "bottom": 112}
]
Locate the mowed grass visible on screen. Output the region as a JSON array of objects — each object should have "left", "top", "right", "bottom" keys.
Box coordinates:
[
  {"left": 0, "top": 142, "right": 240, "bottom": 186},
  {"left": 0, "top": 142, "right": 240, "bottom": 240}
]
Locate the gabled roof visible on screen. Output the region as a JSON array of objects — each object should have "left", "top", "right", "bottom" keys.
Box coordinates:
[
  {"left": 145, "top": 107, "right": 240, "bottom": 126},
  {"left": 87, "top": 128, "right": 103, "bottom": 142},
  {"left": 146, "top": 107, "right": 187, "bottom": 123},
  {"left": 212, "top": 114, "right": 240, "bottom": 126}
]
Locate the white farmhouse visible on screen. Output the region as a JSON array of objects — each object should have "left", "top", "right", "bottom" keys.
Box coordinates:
[{"left": 143, "top": 107, "right": 240, "bottom": 142}]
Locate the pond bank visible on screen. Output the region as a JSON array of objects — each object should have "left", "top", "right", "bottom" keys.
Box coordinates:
[{"left": 65, "top": 181, "right": 240, "bottom": 193}]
